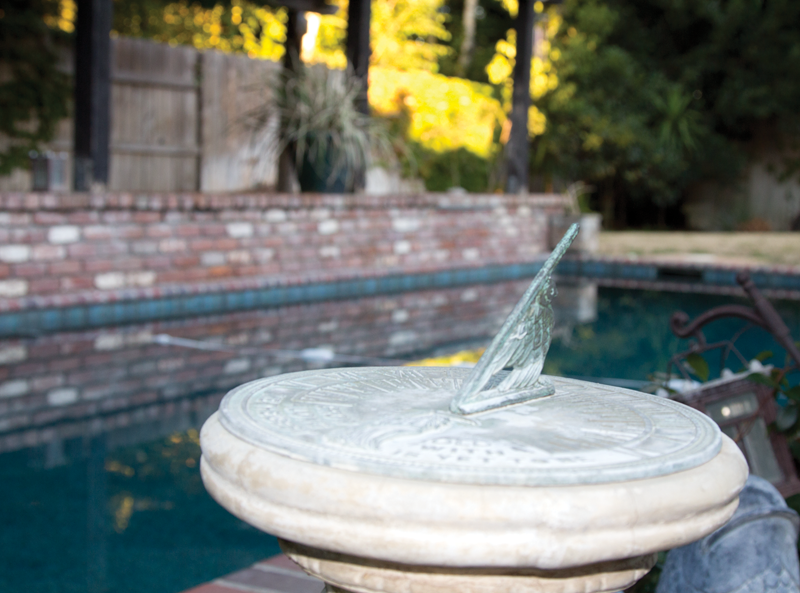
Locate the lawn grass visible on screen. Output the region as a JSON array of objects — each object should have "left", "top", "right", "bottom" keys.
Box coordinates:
[{"left": 598, "top": 232, "right": 800, "bottom": 266}]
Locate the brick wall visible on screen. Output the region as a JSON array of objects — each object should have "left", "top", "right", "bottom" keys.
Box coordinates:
[
  {"left": 0, "top": 192, "right": 566, "bottom": 311},
  {"left": 0, "top": 279, "right": 532, "bottom": 453}
]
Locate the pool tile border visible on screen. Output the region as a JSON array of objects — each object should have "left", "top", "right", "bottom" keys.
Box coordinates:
[{"left": 2, "top": 255, "right": 800, "bottom": 337}]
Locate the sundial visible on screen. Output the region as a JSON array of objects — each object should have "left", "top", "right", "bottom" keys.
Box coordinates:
[
  {"left": 201, "top": 224, "right": 748, "bottom": 593},
  {"left": 219, "top": 370, "right": 721, "bottom": 486}
]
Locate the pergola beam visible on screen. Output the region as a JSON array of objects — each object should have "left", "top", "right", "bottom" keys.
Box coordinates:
[
  {"left": 346, "top": 0, "right": 371, "bottom": 115},
  {"left": 73, "top": 0, "right": 112, "bottom": 191}
]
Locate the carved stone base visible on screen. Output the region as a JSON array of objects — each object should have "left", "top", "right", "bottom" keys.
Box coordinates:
[{"left": 282, "top": 539, "right": 656, "bottom": 593}]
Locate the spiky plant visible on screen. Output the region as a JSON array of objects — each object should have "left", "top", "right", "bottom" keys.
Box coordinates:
[{"left": 248, "top": 64, "right": 395, "bottom": 190}]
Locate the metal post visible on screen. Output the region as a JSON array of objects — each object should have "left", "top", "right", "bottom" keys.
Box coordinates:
[
  {"left": 346, "top": 0, "right": 370, "bottom": 116},
  {"left": 505, "top": 0, "right": 535, "bottom": 194},
  {"left": 344, "top": 0, "right": 371, "bottom": 192},
  {"left": 276, "top": 10, "right": 306, "bottom": 193},
  {"left": 73, "top": 0, "right": 112, "bottom": 191}
]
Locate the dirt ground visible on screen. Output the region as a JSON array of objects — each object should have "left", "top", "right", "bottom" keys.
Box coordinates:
[{"left": 597, "top": 232, "right": 800, "bottom": 267}]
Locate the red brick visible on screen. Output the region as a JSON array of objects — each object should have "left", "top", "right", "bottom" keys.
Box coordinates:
[
  {"left": 67, "top": 212, "right": 100, "bottom": 224},
  {"left": 86, "top": 259, "right": 142, "bottom": 272},
  {"left": 49, "top": 260, "right": 82, "bottom": 274},
  {"left": 144, "top": 255, "right": 172, "bottom": 269},
  {"left": 176, "top": 225, "right": 201, "bottom": 237},
  {"left": 83, "top": 225, "right": 113, "bottom": 240},
  {"left": 208, "top": 265, "right": 234, "bottom": 278},
  {"left": 31, "top": 374, "right": 65, "bottom": 391},
  {"left": 10, "top": 362, "right": 47, "bottom": 377},
  {"left": 146, "top": 225, "right": 173, "bottom": 238},
  {"left": 201, "top": 224, "right": 228, "bottom": 236},
  {"left": 117, "top": 225, "right": 144, "bottom": 239},
  {"left": 31, "top": 244, "right": 66, "bottom": 261},
  {"left": 133, "top": 212, "right": 162, "bottom": 223},
  {"left": 213, "top": 238, "right": 239, "bottom": 250},
  {"left": 61, "top": 275, "right": 95, "bottom": 291},
  {"left": 83, "top": 259, "right": 118, "bottom": 273},
  {"left": 10, "top": 228, "right": 46, "bottom": 243},
  {"left": 67, "top": 243, "right": 97, "bottom": 258},
  {"left": 101, "top": 211, "right": 133, "bottom": 223},
  {"left": 189, "top": 238, "right": 216, "bottom": 251},
  {"left": 157, "top": 270, "right": 192, "bottom": 284},
  {"left": 13, "top": 262, "right": 47, "bottom": 277},
  {"left": 172, "top": 255, "right": 200, "bottom": 268},
  {"left": 0, "top": 212, "right": 31, "bottom": 225},
  {"left": 33, "top": 212, "right": 67, "bottom": 224},
  {"left": 159, "top": 238, "right": 187, "bottom": 253},
  {"left": 131, "top": 240, "right": 159, "bottom": 255}
]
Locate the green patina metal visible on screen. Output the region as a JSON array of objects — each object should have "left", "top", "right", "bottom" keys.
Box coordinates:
[{"left": 451, "top": 223, "right": 579, "bottom": 415}]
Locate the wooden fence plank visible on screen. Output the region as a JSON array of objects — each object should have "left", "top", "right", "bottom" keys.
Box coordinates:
[
  {"left": 200, "top": 51, "right": 280, "bottom": 191},
  {"left": 1, "top": 36, "right": 280, "bottom": 192}
]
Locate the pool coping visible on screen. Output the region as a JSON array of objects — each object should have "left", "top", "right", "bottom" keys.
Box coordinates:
[{"left": 2, "top": 255, "right": 800, "bottom": 338}]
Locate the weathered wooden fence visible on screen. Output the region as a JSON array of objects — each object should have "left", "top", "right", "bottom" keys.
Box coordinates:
[{"left": 0, "top": 37, "right": 280, "bottom": 192}]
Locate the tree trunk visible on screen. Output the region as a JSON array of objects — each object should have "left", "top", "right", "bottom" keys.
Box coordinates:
[
  {"left": 456, "top": 0, "right": 478, "bottom": 76},
  {"left": 601, "top": 186, "right": 615, "bottom": 229}
]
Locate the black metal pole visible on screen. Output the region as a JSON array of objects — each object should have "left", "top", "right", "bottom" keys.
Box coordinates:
[
  {"left": 505, "top": 0, "right": 535, "bottom": 194},
  {"left": 344, "top": 0, "right": 371, "bottom": 192},
  {"left": 73, "top": 0, "right": 112, "bottom": 191},
  {"left": 345, "top": 0, "right": 370, "bottom": 116},
  {"left": 276, "top": 10, "right": 306, "bottom": 193}
]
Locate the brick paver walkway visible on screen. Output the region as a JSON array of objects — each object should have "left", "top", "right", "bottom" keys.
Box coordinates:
[{"left": 182, "top": 554, "right": 323, "bottom": 593}]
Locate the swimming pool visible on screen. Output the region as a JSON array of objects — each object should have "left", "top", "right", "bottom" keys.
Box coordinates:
[{"left": 3, "top": 283, "right": 799, "bottom": 592}]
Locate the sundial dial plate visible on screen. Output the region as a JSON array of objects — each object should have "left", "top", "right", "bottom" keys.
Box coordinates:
[{"left": 219, "top": 367, "right": 721, "bottom": 486}]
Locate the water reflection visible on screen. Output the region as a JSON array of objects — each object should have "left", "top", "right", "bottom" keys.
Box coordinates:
[
  {"left": 552, "top": 279, "right": 598, "bottom": 346},
  {"left": 0, "top": 428, "right": 280, "bottom": 593}
]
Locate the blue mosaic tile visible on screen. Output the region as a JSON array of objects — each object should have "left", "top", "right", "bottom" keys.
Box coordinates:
[
  {"left": 41, "top": 309, "right": 63, "bottom": 331},
  {"left": 2, "top": 260, "right": 800, "bottom": 337},
  {"left": 705, "top": 270, "right": 738, "bottom": 285}
]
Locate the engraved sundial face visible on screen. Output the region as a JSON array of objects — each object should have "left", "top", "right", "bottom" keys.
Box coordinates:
[{"left": 219, "top": 367, "right": 722, "bottom": 486}]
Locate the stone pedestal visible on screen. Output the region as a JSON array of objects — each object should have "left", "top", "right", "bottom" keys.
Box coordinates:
[
  {"left": 200, "top": 370, "right": 748, "bottom": 593},
  {"left": 282, "top": 540, "right": 655, "bottom": 593}
]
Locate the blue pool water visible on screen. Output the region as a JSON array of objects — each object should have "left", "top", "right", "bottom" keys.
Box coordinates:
[
  {"left": 546, "top": 288, "right": 800, "bottom": 382},
  {"left": 0, "top": 432, "right": 282, "bottom": 593},
  {"left": 3, "top": 285, "right": 800, "bottom": 593}
]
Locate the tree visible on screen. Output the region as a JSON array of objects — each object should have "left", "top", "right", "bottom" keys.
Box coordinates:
[
  {"left": 455, "top": 0, "right": 477, "bottom": 76},
  {"left": 0, "top": 0, "right": 71, "bottom": 174},
  {"left": 112, "top": 0, "right": 286, "bottom": 60},
  {"left": 307, "top": 0, "right": 451, "bottom": 72},
  {"left": 439, "top": 0, "right": 514, "bottom": 83},
  {"left": 532, "top": 0, "right": 800, "bottom": 227}
]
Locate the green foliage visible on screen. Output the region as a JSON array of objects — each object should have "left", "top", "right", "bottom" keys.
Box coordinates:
[
  {"left": 0, "top": 0, "right": 71, "bottom": 175},
  {"left": 684, "top": 352, "right": 709, "bottom": 382},
  {"left": 412, "top": 145, "right": 492, "bottom": 192},
  {"left": 534, "top": 0, "right": 800, "bottom": 223},
  {"left": 438, "top": 0, "right": 514, "bottom": 83},
  {"left": 112, "top": 0, "right": 286, "bottom": 60},
  {"left": 370, "top": 0, "right": 451, "bottom": 71},
  {"left": 309, "top": 0, "right": 453, "bottom": 72},
  {"left": 743, "top": 360, "right": 800, "bottom": 437}
]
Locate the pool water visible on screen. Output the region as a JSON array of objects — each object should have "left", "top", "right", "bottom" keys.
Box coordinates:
[
  {"left": 3, "top": 285, "right": 800, "bottom": 593},
  {"left": 0, "top": 431, "right": 281, "bottom": 593},
  {"left": 546, "top": 288, "right": 800, "bottom": 382}
]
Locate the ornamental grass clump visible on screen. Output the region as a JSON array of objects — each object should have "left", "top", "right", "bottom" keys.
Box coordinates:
[{"left": 249, "top": 64, "right": 395, "bottom": 190}]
